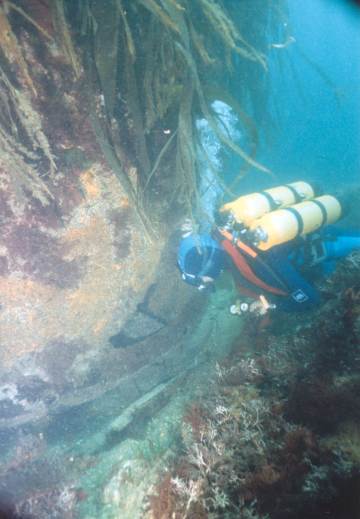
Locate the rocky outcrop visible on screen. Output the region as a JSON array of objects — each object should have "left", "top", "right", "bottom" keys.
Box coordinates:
[
  {"left": 0, "top": 0, "right": 182, "bottom": 430},
  {"left": 1, "top": 159, "right": 155, "bottom": 416}
]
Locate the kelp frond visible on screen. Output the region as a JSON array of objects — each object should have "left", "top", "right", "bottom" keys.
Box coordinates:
[
  {"left": 0, "top": 2, "right": 59, "bottom": 204},
  {"left": 198, "top": 0, "right": 267, "bottom": 68},
  {"left": 138, "top": 0, "right": 181, "bottom": 34},
  {"left": 63, "top": 0, "right": 280, "bottom": 235},
  {"left": 50, "top": 0, "right": 82, "bottom": 78},
  {"left": 5, "top": 0, "right": 53, "bottom": 40},
  {"left": 117, "top": 0, "right": 136, "bottom": 61},
  {"left": 0, "top": 3, "right": 37, "bottom": 97},
  {"left": 0, "top": 0, "right": 281, "bottom": 235},
  {"left": 0, "top": 65, "right": 56, "bottom": 201},
  {"left": 188, "top": 20, "right": 216, "bottom": 66}
]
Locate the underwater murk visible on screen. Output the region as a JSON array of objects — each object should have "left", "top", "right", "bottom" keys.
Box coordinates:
[{"left": 0, "top": 1, "right": 359, "bottom": 519}]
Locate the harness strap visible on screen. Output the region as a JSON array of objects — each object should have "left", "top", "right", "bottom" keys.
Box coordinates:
[
  {"left": 218, "top": 229, "right": 289, "bottom": 297},
  {"left": 220, "top": 229, "right": 258, "bottom": 258},
  {"left": 221, "top": 239, "right": 288, "bottom": 297}
]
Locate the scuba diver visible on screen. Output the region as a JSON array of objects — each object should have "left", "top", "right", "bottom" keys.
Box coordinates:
[{"left": 178, "top": 181, "right": 360, "bottom": 314}]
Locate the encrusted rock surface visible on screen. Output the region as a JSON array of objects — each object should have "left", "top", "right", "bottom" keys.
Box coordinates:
[
  {"left": 0, "top": 0, "right": 195, "bottom": 430},
  {"left": 0, "top": 159, "right": 163, "bottom": 426}
]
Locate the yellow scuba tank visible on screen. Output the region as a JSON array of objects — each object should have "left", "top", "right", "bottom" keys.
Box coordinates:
[
  {"left": 220, "top": 181, "right": 315, "bottom": 226},
  {"left": 249, "top": 195, "right": 342, "bottom": 251}
]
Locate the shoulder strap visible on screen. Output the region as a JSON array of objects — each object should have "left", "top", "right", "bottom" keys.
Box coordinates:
[{"left": 218, "top": 229, "right": 289, "bottom": 297}]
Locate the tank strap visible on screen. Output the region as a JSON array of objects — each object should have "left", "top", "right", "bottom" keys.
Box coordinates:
[
  {"left": 310, "top": 199, "right": 328, "bottom": 225},
  {"left": 285, "top": 184, "right": 303, "bottom": 203},
  {"left": 218, "top": 230, "right": 289, "bottom": 297},
  {"left": 284, "top": 199, "right": 328, "bottom": 238},
  {"left": 283, "top": 207, "right": 304, "bottom": 235},
  {"left": 259, "top": 190, "right": 278, "bottom": 211}
]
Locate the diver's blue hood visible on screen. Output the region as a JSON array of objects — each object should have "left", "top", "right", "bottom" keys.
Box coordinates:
[{"left": 178, "top": 234, "right": 226, "bottom": 286}]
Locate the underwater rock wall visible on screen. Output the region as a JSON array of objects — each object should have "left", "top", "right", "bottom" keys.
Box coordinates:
[
  {"left": 0, "top": 159, "right": 161, "bottom": 428},
  {"left": 0, "top": 0, "right": 198, "bottom": 435}
]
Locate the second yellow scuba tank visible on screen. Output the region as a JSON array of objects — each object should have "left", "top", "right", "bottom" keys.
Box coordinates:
[
  {"left": 220, "top": 181, "right": 315, "bottom": 226},
  {"left": 249, "top": 195, "right": 342, "bottom": 251}
]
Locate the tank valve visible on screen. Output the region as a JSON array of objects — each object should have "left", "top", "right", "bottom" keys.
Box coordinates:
[{"left": 252, "top": 226, "right": 268, "bottom": 246}]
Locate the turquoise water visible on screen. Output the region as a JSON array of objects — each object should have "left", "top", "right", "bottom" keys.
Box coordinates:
[
  {"left": 220, "top": 0, "right": 360, "bottom": 196},
  {"left": 265, "top": 0, "right": 360, "bottom": 187}
]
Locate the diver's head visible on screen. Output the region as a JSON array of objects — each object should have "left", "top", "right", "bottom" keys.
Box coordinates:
[{"left": 178, "top": 233, "right": 226, "bottom": 289}]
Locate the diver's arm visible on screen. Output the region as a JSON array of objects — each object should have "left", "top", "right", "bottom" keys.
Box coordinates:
[{"left": 322, "top": 226, "right": 360, "bottom": 259}]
